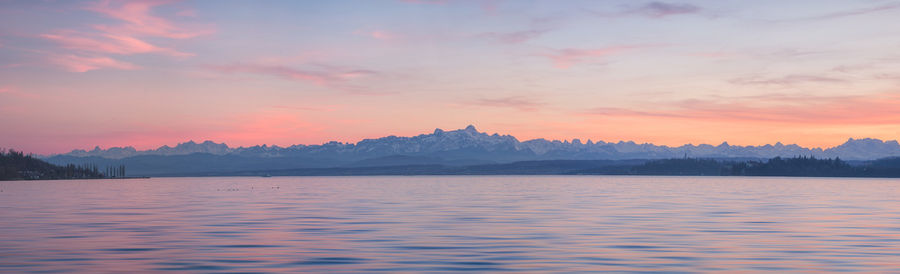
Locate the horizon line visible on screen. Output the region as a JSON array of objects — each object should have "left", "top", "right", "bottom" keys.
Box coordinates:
[{"left": 47, "top": 125, "right": 899, "bottom": 156}]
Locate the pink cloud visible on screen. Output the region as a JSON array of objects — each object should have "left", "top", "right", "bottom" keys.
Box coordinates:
[
  {"left": 468, "top": 96, "right": 545, "bottom": 111},
  {"left": 729, "top": 74, "right": 847, "bottom": 86},
  {"left": 544, "top": 46, "right": 646, "bottom": 69},
  {"left": 271, "top": 105, "right": 340, "bottom": 112},
  {"left": 399, "top": 0, "right": 503, "bottom": 15},
  {"left": 212, "top": 64, "right": 329, "bottom": 84},
  {"left": 687, "top": 51, "right": 739, "bottom": 58},
  {"left": 581, "top": 92, "right": 900, "bottom": 125},
  {"left": 41, "top": 31, "right": 191, "bottom": 57},
  {"left": 0, "top": 86, "right": 15, "bottom": 95},
  {"left": 480, "top": 29, "right": 549, "bottom": 44},
  {"left": 802, "top": 2, "right": 900, "bottom": 21},
  {"left": 354, "top": 30, "right": 399, "bottom": 41},
  {"left": 48, "top": 54, "right": 138, "bottom": 72},
  {"left": 210, "top": 64, "right": 377, "bottom": 86},
  {"left": 337, "top": 69, "right": 378, "bottom": 79},
  {"left": 0, "top": 86, "right": 40, "bottom": 99},
  {"left": 36, "top": 0, "right": 211, "bottom": 72},
  {"left": 86, "top": 0, "right": 214, "bottom": 39},
  {"left": 480, "top": 0, "right": 502, "bottom": 15},
  {"left": 175, "top": 9, "right": 196, "bottom": 17},
  {"left": 370, "top": 30, "right": 395, "bottom": 40},
  {"left": 1, "top": 63, "right": 25, "bottom": 69}
]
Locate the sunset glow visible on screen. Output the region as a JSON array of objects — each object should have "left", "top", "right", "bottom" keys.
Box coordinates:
[{"left": 2, "top": 0, "right": 899, "bottom": 154}]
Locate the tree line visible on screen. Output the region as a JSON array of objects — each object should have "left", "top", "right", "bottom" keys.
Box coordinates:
[
  {"left": 621, "top": 156, "right": 900, "bottom": 177},
  {"left": 0, "top": 149, "right": 115, "bottom": 180}
]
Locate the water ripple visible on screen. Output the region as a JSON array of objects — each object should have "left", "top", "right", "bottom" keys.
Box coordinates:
[{"left": 1, "top": 176, "right": 899, "bottom": 272}]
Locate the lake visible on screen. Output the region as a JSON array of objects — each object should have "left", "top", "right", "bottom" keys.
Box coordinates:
[{"left": 1, "top": 176, "right": 899, "bottom": 272}]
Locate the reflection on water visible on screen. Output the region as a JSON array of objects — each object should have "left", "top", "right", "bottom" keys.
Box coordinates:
[{"left": 1, "top": 176, "right": 899, "bottom": 272}]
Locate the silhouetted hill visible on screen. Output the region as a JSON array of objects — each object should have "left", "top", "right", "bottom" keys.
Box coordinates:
[{"left": 1, "top": 149, "right": 103, "bottom": 180}]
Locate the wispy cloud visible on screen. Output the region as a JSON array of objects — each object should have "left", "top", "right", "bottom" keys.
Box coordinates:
[
  {"left": 729, "top": 74, "right": 847, "bottom": 86},
  {"left": 543, "top": 45, "right": 648, "bottom": 69},
  {"left": 86, "top": 0, "right": 214, "bottom": 39},
  {"left": 175, "top": 9, "right": 196, "bottom": 17},
  {"left": 685, "top": 51, "right": 739, "bottom": 59},
  {"left": 370, "top": 30, "right": 395, "bottom": 40},
  {"left": 832, "top": 64, "right": 872, "bottom": 73},
  {"left": 271, "top": 105, "right": 340, "bottom": 112},
  {"left": 591, "top": 1, "right": 702, "bottom": 18},
  {"left": 399, "top": 0, "right": 506, "bottom": 16},
  {"left": 802, "top": 2, "right": 900, "bottom": 21},
  {"left": 1, "top": 62, "right": 26, "bottom": 69},
  {"left": 355, "top": 30, "right": 399, "bottom": 41},
  {"left": 478, "top": 12, "right": 564, "bottom": 44},
  {"left": 41, "top": 30, "right": 191, "bottom": 57},
  {"left": 582, "top": 92, "right": 900, "bottom": 125},
  {"left": 479, "top": 0, "right": 502, "bottom": 15},
  {"left": 209, "top": 63, "right": 377, "bottom": 87},
  {"left": 0, "top": 86, "right": 40, "bottom": 99},
  {"left": 38, "top": 0, "right": 211, "bottom": 72},
  {"left": 629, "top": 2, "right": 701, "bottom": 18},
  {"left": 48, "top": 54, "right": 138, "bottom": 72},
  {"left": 468, "top": 96, "right": 545, "bottom": 111},
  {"left": 479, "top": 28, "right": 550, "bottom": 44}
]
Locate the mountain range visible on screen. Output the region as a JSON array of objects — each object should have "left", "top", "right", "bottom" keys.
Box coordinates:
[{"left": 43, "top": 125, "right": 900, "bottom": 176}]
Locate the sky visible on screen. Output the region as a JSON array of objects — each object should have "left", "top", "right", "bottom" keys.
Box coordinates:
[{"left": 1, "top": 0, "right": 900, "bottom": 154}]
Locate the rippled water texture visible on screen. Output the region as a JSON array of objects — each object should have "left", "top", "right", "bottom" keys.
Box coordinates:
[{"left": 1, "top": 176, "right": 899, "bottom": 272}]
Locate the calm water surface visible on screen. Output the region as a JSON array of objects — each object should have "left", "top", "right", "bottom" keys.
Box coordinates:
[{"left": 1, "top": 176, "right": 899, "bottom": 272}]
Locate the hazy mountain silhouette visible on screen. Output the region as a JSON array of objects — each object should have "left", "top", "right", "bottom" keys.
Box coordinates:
[{"left": 44, "top": 126, "right": 900, "bottom": 176}]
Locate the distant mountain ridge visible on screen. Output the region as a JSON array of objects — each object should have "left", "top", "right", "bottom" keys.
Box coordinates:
[{"left": 57, "top": 125, "right": 900, "bottom": 161}]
